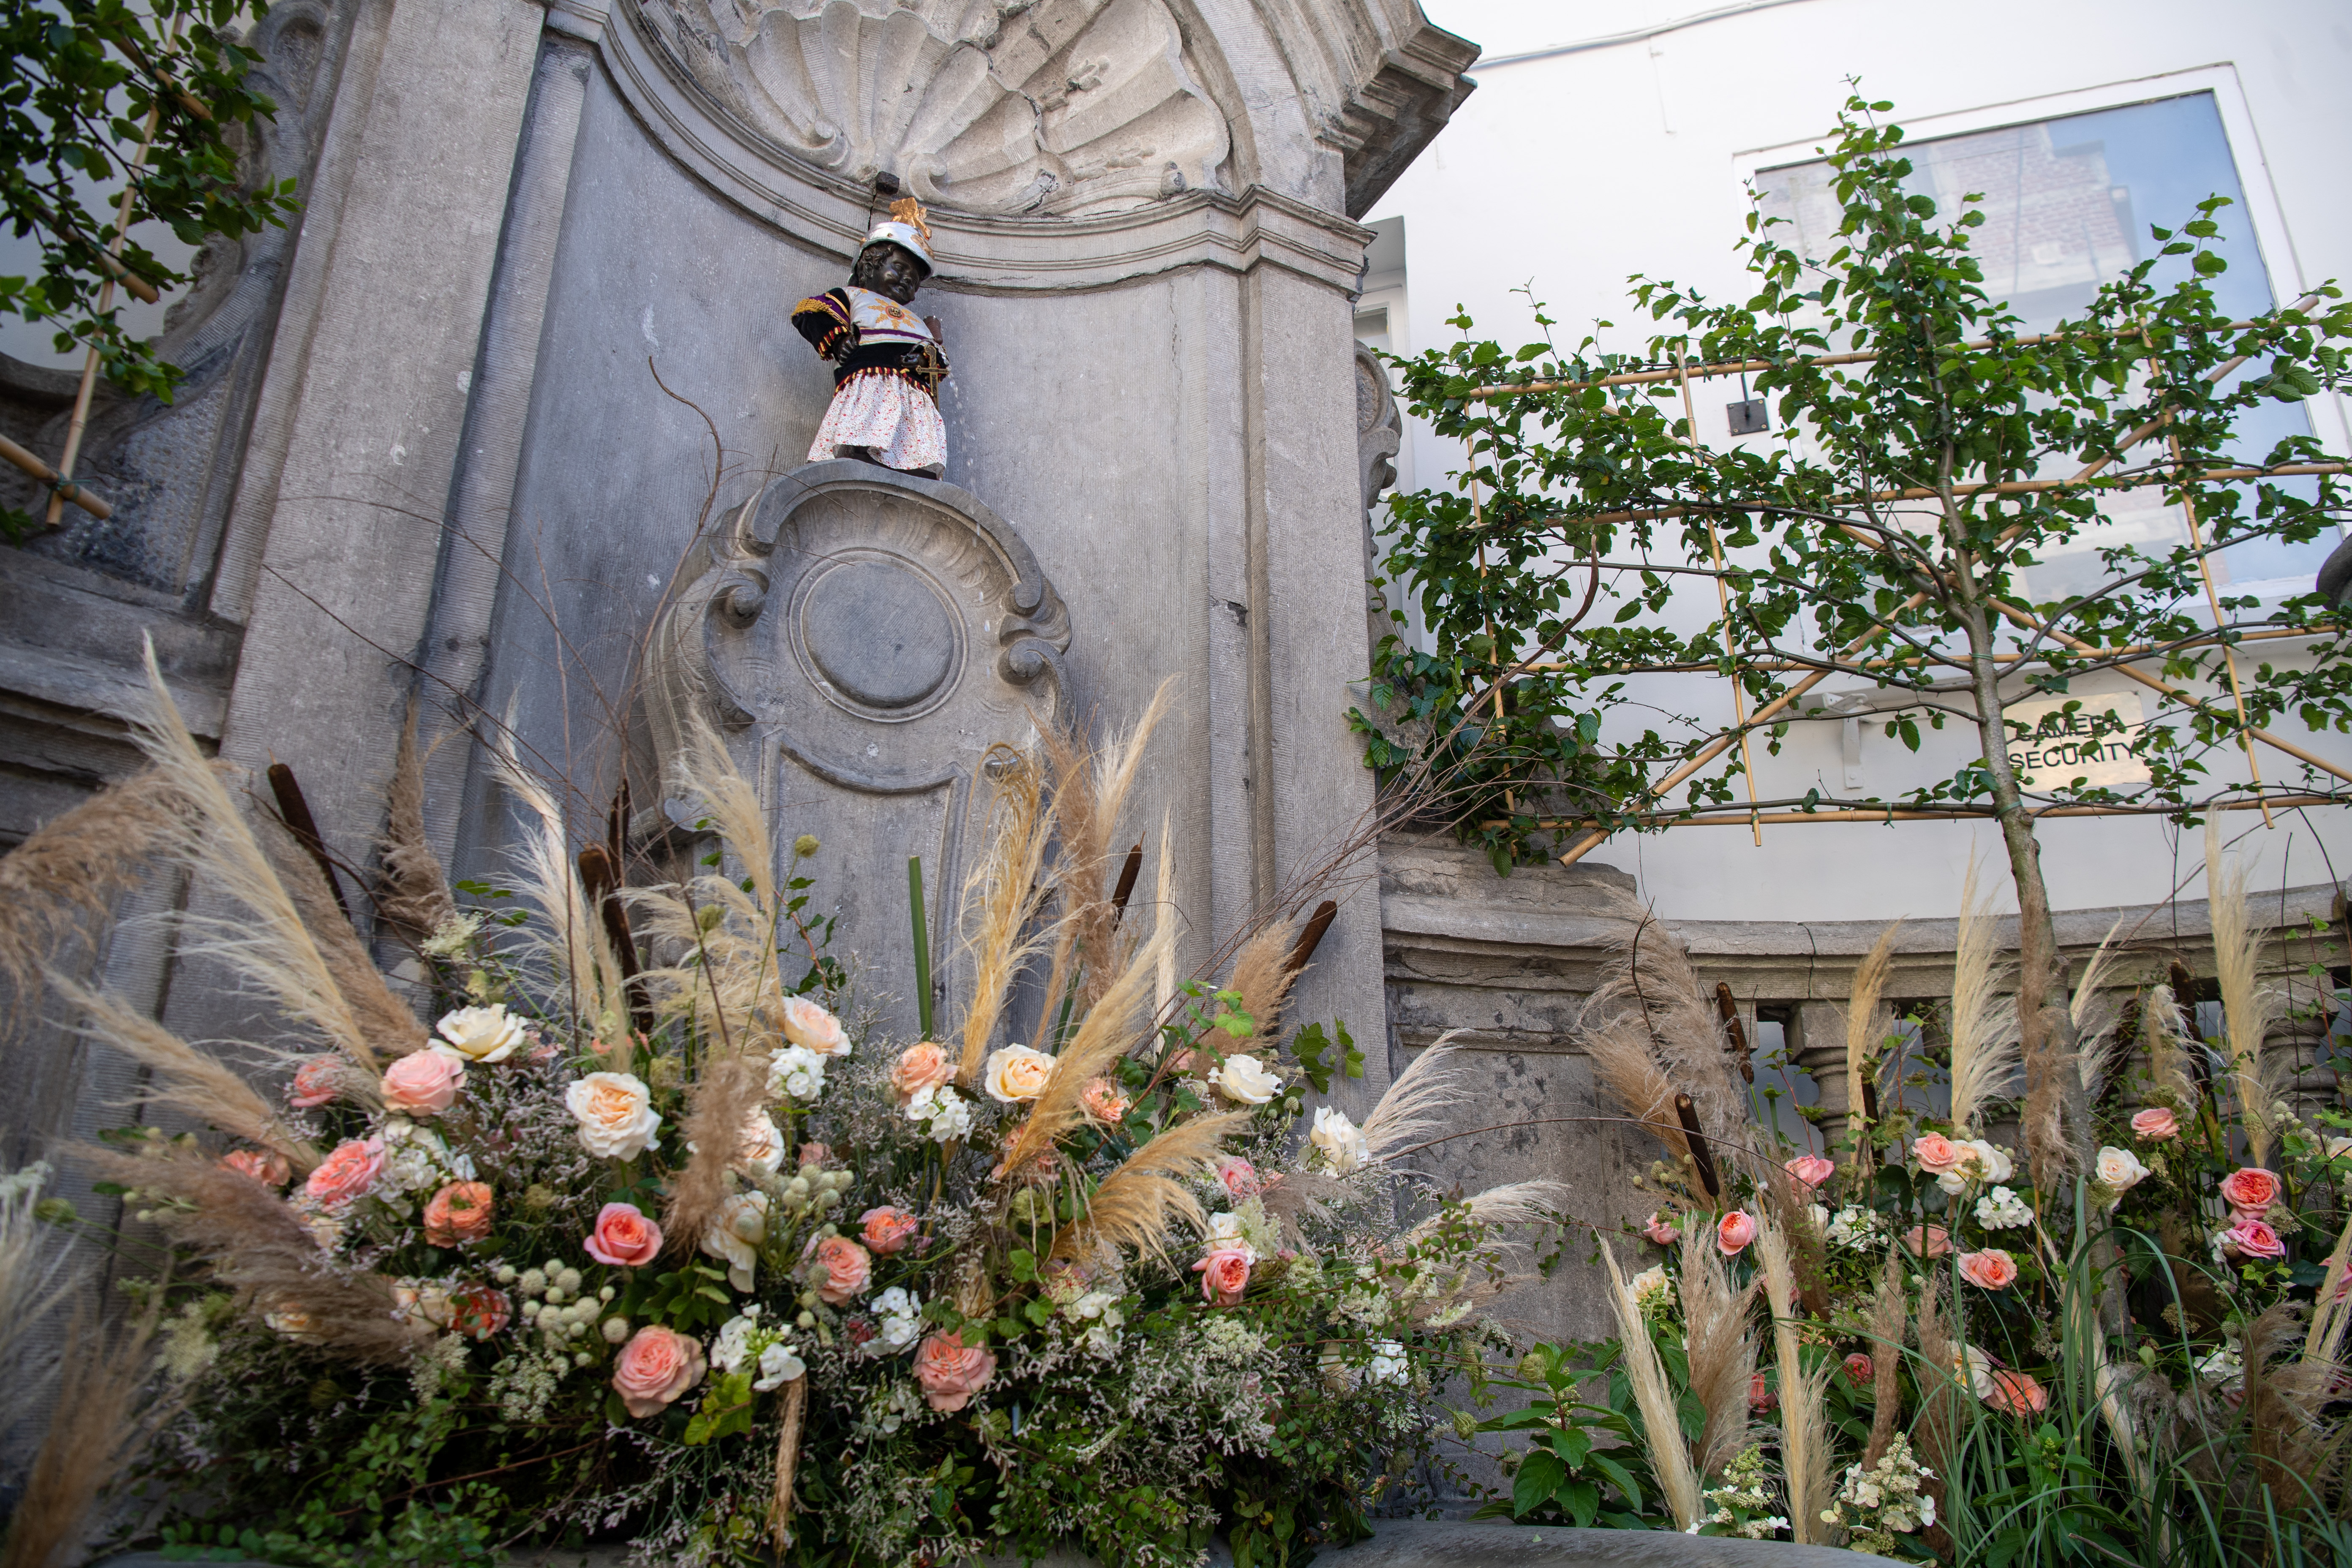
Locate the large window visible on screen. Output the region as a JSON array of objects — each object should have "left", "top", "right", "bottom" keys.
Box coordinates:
[{"left": 1753, "top": 92, "right": 2330, "bottom": 602}]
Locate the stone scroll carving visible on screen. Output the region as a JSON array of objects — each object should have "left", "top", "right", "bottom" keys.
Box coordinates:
[
  {"left": 635, "top": 0, "right": 1232, "bottom": 217},
  {"left": 642, "top": 460, "right": 1070, "bottom": 1032}
]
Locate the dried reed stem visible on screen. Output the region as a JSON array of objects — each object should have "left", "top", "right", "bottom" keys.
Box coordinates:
[
  {"left": 997, "top": 904, "right": 1175, "bottom": 1179},
  {"left": 1, "top": 1304, "right": 175, "bottom": 1568},
  {"left": 955, "top": 747, "right": 1057, "bottom": 1087},
  {"left": 663, "top": 1045, "right": 768, "bottom": 1258},
  {"left": 377, "top": 699, "right": 456, "bottom": 940}
]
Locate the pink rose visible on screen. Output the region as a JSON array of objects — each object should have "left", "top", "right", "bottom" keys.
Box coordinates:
[
  {"left": 1193, "top": 1246, "right": 1253, "bottom": 1305},
  {"left": 1903, "top": 1224, "right": 1953, "bottom": 1259},
  {"left": 860, "top": 1206, "right": 919, "bottom": 1257},
  {"left": 812, "top": 1235, "right": 871, "bottom": 1304},
  {"left": 1843, "top": 1352, "right": 1875, "bottom": 1386},
  {"left": 2130, "top": 1106, "right": 2179, "bottom": 1141},
  {"left": 220, "top": 1148, "right": 290, "bottom": 1187},
  {"left": 612, "top": 1324, "right": 705, "bottom": 1417},
  {"left": 1748, "top": 1370, "right": 1776, "bottom": 1413},
  {"left": 1957, "top": 1248, "right": 2019, "bottom": 1290},
  {"left": 2220, "top": 1167, "right": 2282, "bottom": 1219},
  {"left": 1642, "top": 1211, "right": 1681, "bottom": 1247},
  {"left": 1784, "top": 1154, "right": 1836, "bottom": 1191},
  {"left": 585, "top": 1201, "right": 663, "bottom": 1267},
  {"left": 303, "top": 1138, "right": 384, "bottom": 1207},
  {"left": 381, "top": 1051, "right": 466, "bottom": 1116},
  {"left": 1081, "top": 1078, "right": 1131, "bottom": 1123},
  {"left": 798, "top": 1141, "right": 833, "bottom": 1170},
  {"left": 1217, "top": 1158, "right": 1263, "bottom": 1200},
  {"left": 1716, "top": 1210, "right": 1758, "bottom": 1256},
  {"left": 447, "top": 1283, "right": 511, "bottom": 1340},
  {"left": 290, "top": 1055, "right": 344, "bottom": 1109},
  {"left": 1911, "top": 1133, "right": 1963, "bottom": 1174},
  {"left": 889, "top": 1042, "right": 953, "bottom": 1101},
  {"left": 423, "top": 1181, "right": 495, "bottom": 1248},
  {"left": 914, "top": 1331, "right": 997, "bottom": 1412},
  {"left": 1985, "top": 1369, "right": 2049, "bottom": 1415},
  {"left": 2223, "top": 1219, "right": 2287, "bottom": 1260}
]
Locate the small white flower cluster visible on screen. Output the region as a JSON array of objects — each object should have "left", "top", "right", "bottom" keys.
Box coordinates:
[
  {"left": 903, "top": 1083, "right": 973, "bottom": 1143},
  {"left": 419, "top": 910, "right": 486, "bottom": 959},
  {"left": 1824, "top": 1433, "right": 1936, "bottom": 1552},
  {"left": 1195, "top": 1313, "right": 1265, "bottom": 1366},
  {"left": 1974, "top": 1185, "right": 2034, "bottom": 1230},
  {"left": 382, "top": 1119, "right": 476, "bottom": 1193},
  {"left": 712, "top": 1304, "right": 806, "bottom": 1390},
  {"left": 1689, "top": 1443, "right": 1787, "bottom": 1540},
  {"left": 871, "top": 1286, "right": 925, "bottom": 1352},
  {"left": 487, "top": 1344, "right": 569, "bottom": 1424},
  {"left": 768, "top": 1044, "right": 828, "bottom": 1102},
  {"left": 857, "top": 1380, "right": 925, "bottom": 1437},
  {"left": 1822, "top": 1204, "right": 1887, "bottom": 1250},
  {"left": 1061, "top": 1288, "right": 1127, "bottom": 1357},
  {"left": 1365, "top": 1339, "right": 1410, "bottom": 1387},
  {"left": 503, "top": 1258, "right": 615, "bottom": 1358},
  {"left": 0, "top": 1159, "right": 53, "bottom": 1203},
  {"left": 2196, "top": 1343, "right": 2244, "bottom": 1386}
]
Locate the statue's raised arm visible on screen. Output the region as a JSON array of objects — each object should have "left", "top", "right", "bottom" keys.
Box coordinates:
[{"left": 792, "top": 199, "right": 951, "bottom": 477}]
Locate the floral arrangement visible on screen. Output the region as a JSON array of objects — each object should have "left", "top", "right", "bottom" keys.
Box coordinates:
[
  {"left": 10, "top": 660, "right": 1563, "bottom": 1568},
  {"left": 1473, "top": 852, "right": 2352, "bottom": 1565}
]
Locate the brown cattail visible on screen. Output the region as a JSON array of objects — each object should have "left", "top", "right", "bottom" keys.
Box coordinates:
[
  {"left": 577, "top": 844, "right": 650, "bottom": 1036},
  {"left": 266, "top": 762, "right": 350, "bottom": 923},
  {"left": 1109, "top": 841, "right": 1144, "bottom": 925},
  {"left": 1714, "top": 983, "right": 1754, "bottom": 1083},
  {"left": 1285, "top": 900, "right": 1339, "bottom": 977},
  {"left": 1674, "top": 1093, "right": 1721, "bottom": 1199}
]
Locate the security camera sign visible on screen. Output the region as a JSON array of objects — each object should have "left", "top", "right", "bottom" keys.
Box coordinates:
[{"left": 2003, "top": 692, "right": 2151, "bottom": 787}]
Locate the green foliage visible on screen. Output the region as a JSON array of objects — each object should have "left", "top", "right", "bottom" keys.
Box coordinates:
[
  {"left": 0, "top": 0, "right": 300, "bottom": 539},
  {"left": 1473, "top": 1342, "right": 1658, "bottom": 1530},
  {"left": 1359, "top": 92, "right": 2352, "bottom": 867}
]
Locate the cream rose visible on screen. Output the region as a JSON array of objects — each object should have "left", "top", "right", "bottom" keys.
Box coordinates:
[
  {"left": 1309, "top": 1105, "right": 1368, "bottom": 1173},
  {"left": 702, "top": 1190, "right": 769, "bottom": 1291},
  {"left": 779, "top": 995, "right": 850, "bottom": 1057},
  {"left": 432, "top": 1004, "right": 526, "bottom": 1064},
  {"left": 734, "top": 1111, "right": 787, "bottom": 1178},
  {"left": 2094, "top": 1145, "right": 2150, "bottom": 1195},
  {"left": 566, "top": 1071, "right": 662, "bottom": 1160},
  {"left": 1209, "top": 1053, "right": 1281, "bottom": 1105},
  {"left": 983, "top": 1044, "right": 1056, "bottom": 1104}
]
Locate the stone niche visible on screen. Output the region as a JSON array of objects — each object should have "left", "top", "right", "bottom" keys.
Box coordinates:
[{"left": 640, "top": 460, "right": 1070, "bottom": 1031}]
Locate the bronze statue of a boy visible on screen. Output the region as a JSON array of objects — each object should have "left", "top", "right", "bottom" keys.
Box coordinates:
[{"left": 792, "top": 199, "right": 950, "bottom": 477}]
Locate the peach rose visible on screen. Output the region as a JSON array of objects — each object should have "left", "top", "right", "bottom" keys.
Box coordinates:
[
  {"left": 303, "top": 1137, "right": 384, "bottom": 1207},
  {"left": 1194, "top": 1246, "right": 1252, "bottom": 1305},
  {"left": 447, "top": 1283, "right": 511, "bottom": 1340},
  {"left": 1957, "top": 1248, "right": 2018, "bottom": 1290},
  {"left": 798, "top": 1141, "right": 833, "bottom": 1169},
  {"left": 812, "top": 1235, "right": 871, "bottom": 1304},
  {"left": 1784, "top": 1154, "right": 1836, "bottom": 1190},
  {"left": 984, "top": 1044, "right": 1056, "bottom": 1104},
  {"left": 381, "top": 1051, "right": 466, "bottom": 1116},
  {"left": 2221, "top": 1167, "right": 2282, "bottom": 1219},
  {"left": 290, "top": 1055, "right": 343, "bottom": 1109},
  {"left": 860, "top": 1206, "right": 919, "bottom": 1257},
  {"left": 780, "top": 995, "right": 850, "bottom": 1056},
  {"left": 2223, "top": 1218, "right": 2287, "bottom": 1260},
  {"left": 913, "top": 1331, "right": 997, "bottom": 1412},
  {"left": 1642, "top": 1211, "right": 1681, "bottom": 1247},
  {"left": 1217, "top": 1158, "right": 1263, "bottom": 1200},
  {"left": 1081, "top": 1077, "right": 1131, "bottom": 1123},
  {"left": 1716, "top": 1210, "right": 1758, "bottom": 1256},
  {"left": 1903, "top": 1224, "right": 1953, "bottom": 1258},
  {"left": 612, "top": 1324, "right": 705, "bottom": 1417},
  {"left": 1985, "top": 1369, "right": 2049, "bottom": 1415},
  {"left": 1843, "top": 1352, "right": 1875, "bottom": 1385},
  {"left": 220, "top": 1148, "right": 290, "bottom": 1187},
  {"left": 423, "top": 1181, "right": 494, "bottom": 1247},
  {"left": 889, "top": 1042, "right": 954, "bottom": 1101},
  {"left": 585, "top": 1201, "right": 663, "bottom": 1267},
  {"left": 1911, "top": 1132, "right": 1964, "bottom": 1174},
  {"left": 2130, "top": 1106, "right": 2179, "bottom": 1141},
  {"left": 565, "top": 1071, "right": 662, "bottom": 1160}
]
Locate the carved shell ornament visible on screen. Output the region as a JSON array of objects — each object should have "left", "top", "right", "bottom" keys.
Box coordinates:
[{"left": 639, "top": 0, "right": 1233, "bottom": 217}]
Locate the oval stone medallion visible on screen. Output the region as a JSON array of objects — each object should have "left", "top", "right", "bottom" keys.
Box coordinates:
[{"left": 800, "top": 558, "right": 957, "bottom": 710}]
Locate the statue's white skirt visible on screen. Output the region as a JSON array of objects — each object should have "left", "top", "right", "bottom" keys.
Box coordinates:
[{"left": 808, "top": 370, "right": 946, "bottom": 475}]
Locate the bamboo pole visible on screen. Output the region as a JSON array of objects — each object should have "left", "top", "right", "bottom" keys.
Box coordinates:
[
  {"left": 0, "top": 433, "right": 112, "bottom": 521},
  {"left": 1527, "top": 793, "right": 2336, "bottom": 832},
  {"left": 1514, "top": 622, "right": 2321, "bottom": 675},
  {"left": 48, "top": 23, "right": 179, "bottom": 529}
]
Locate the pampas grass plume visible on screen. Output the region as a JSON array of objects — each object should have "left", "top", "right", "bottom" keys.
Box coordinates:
[
  {"left": 1755, "top": 1212, "right": 1830, "bottom": 1544},
  {"left": 1946, "top": 858, "right": 2017, "bottom": 1137},
  {"left": 2205, "top": 821, "right": 2283, "bottom": 1167},
  {"left": 1601, "top": 1240, "right": 1701, "bottom": 1529},
  {"left": 1677, "top": 1226, "right": 1760, "bottom": 1482},
  {"left": 1361, "top": 1030, "right": 1474, "bottom": 1164},
  {"left": 1843, "top": 921, "right": 1900, "bottom": 1159},
  {"left": 1054, "top": 1111, "right": 1247, "bottom": 1268}
]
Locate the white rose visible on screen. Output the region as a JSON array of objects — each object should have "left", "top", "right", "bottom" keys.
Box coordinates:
[
  {"left": 1630, "top": 1264, "right": 1671, "bottom": 1304},
  {"left": 1210, "top": 1053, "right": 1281, "bottom": 1105},
  {"left": 432, "top": 1004, "right": 526, "bottom": 1064},
  {"left": 768, "top": 1044, "right": 827, "bottom": 1102},
  {"left": 1966, "top": 1139, "right": 2013, "bottom": 1182},
  {"left": 779, "top": 995, "right": 850, "bottom": 1057},
  {"left": 702, "top": 1190, "right": 769, "bottom": 1292},
  {"left": 2094, "top": 1145, "right": 2149, "bottom": 1194},
  {"left": 1309, "top": 1105, "right": 1369, "bottom": 1173},
  {"left": 565, "top": 1071, "right": 662, "bottom": 1159},
  {"left": 1206, "top": 1210, "right": 1257, "bottom": 1261},
  {"left": 735, "top": 1111, "right": 787, "bottom": 1177},
  {"left": 983, "top": 1043, "right": 1056, "bottom": 1104}
]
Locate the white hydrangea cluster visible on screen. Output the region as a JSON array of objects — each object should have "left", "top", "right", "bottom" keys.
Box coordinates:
[
  {"left": 1690, "top": 1443, "right": 1787, "bottom": 1540},
  {"left": 1824, "top": 1432, "right": 1936, "bottom": 1552},
  {"left": 904, "top": 1083, "right": 973, "bottom": 1142},
  {"left": 1061, "top": 1288, "right": 1127, "bottom": 1357},
  {"left": 1823, "top": 1204, "right": 1887, "bottom": 1250},
  {"left": 1974, "top": 1185, "right": 2033, "bottom": 1230},
  {"left": 1365, "top": 1339, "right": 1409, "bottom": 1387},
  {"left": 712, "top": 1305, "right": 806, "bottom": 1390},
  {"left": 871, "top": 1286, "right": 925, "bottom": 1353},
  {"left": 381, "top": 1119, "right": 475, "bottom": 1193},
  {"left": 768, "top": 1044, "right": 828, "bottom": 1102}
]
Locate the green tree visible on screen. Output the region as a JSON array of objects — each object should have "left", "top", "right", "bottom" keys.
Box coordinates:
[
  {"left": 2, "top": 0, "right": 297, "bottom": 536},
  {"left": 1360, "top": 94, "right": 2352, "bottom": 1188}
]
